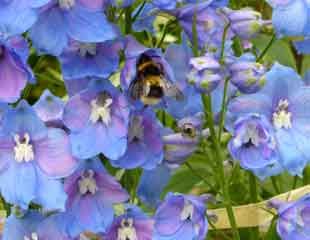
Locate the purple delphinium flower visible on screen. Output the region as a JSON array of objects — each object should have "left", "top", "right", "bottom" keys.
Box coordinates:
[
  {"left": 64, "top": 77, "right": 92, "bottom": 97},
  {"left": 0, "top": 0, "right": 38, "bottom": 37},
  {"left": 63, "top": 80, "right": 129, "bottom": 160},
  {"left": 221, "top": 7, "right": 270, "bottom": 40},
  {"left": 59, "top": 39, "right": 122, "bottom": 80},
  {"left": 0, "top": 102, "right": 8, "bottom": 128},
  {"left": 229, "top": 54, "right": 267, "bottom": 94},
  {"left": 153, "top": 193, "right": 209, "bottom": 240},
  {"left": 187, "top": 55, "right": 222, "bottom": 94},
  {"left": 3, "top": 211, "right": 71, "bottom": 240},
  {"left": 0, "top": 100, "right": 77, "bottom": 209},
  {"left": 172, "top": 2, "right": 231, "bottom": 51},
  {"left": 64, "top": 157, "right": 129, "bottom": 237},
  {"left": 269, "top": 194, "right": 310, "bottom": 240},
  {"left": 33, "top": 89, "right": 65, "bottom": 128},
  {"left": 228, "top": 114, "right": 283, "bottom": 180},
  {"left": 228, "top": 63, "right": 310, "bottom": 176},
  {"left": 111, "top": 107, "right": 163, "bottom": 170},
  {"left": 29, "top": 0, "right": 117, "bottom": 56},
  {"left": 0, "top": 36, "right": 34, "bottom": 103},
  {"left": 105, "top": 205, "right": 154, "bottom": 240}
]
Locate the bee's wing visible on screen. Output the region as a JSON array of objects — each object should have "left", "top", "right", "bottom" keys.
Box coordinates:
[
  {"left": 129, "top": 76, "right": 144, "bottom": 100},
  {"left": 163, "top": 80, "right": 184, "bottom": 101}
]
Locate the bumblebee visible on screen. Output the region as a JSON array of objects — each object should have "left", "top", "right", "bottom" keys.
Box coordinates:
[{"left": 129, "top": 53, "right": 183, "bottom": 105}]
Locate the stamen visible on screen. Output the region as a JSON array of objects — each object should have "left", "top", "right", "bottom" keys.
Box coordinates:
[
  {"left": 14, "top": 133, "right": 35, "bottom": 163},
  {"left": 117, "top": 218, "right": 138, "bottom": 240},
  {"left": 78, "top": 43, "right": 97, "bottom": 58},
  {"left": 58, "top": 0, "right": 75, "bottom": 10},
  {"left": 24, "top": 232, "right": 39, "bottom": 240},
  {"left": 90, "top": 98, "right": 113, "bottom": 125},
  {"left": 180, "top": 201, "right": 194, "bottom": 221},
  {"left": 273, "top": 99, "right": 292, "bottom": 129},
  {"left": 78, "top": 170, "right": 98, "bottom": 195},
  {"left": 128, "top": 116, "right": 144, "bottom": 142}
]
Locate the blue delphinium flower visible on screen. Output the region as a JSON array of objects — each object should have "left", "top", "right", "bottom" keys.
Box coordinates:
[
  {"left": 29, "top": 0, "right": 117, "bottom": 56},
  {"left": 3, "top": 211, "right": 71, "bottom": 240},
  {"left": 64, "top": 77, "right": 93, "bottom": 97},
  {"left": 0, "top": 0, "right": 38, "bottom": 37},
  {"left": 187, "top": 55, "right": 222, "bottom": 94},
  {"left": 111, "top": 107, "right": 164, "bottom": 170},
  {"left": 33, "top": 89, "right": 65, "bottom": 127},
  {"left": 0, "top": 101, "right": 77, "bottom": 209},
  {"left": 269, "top": 194, "right": 310, "bottom": 240},
  {"left": 0, "top": 36, "right": 34, "bottom": 103},
  {"left": 164, "top": 34, "right": 203, "bottom": 119},
  {"left": 221, "top": 7, "right": 270, "bottom": 40},
  {"left": 228, "top": 114, "right": 283, "bottom": 180},
  {"left": 172, "top": 2, "right": 230, "bottom": 51},
  {"left": 64, "top": 157, "right": 129, "bottom": 237},
  {"left": 137, "top": 113, "right": 205, "bottom": 207},
  {"left": 63, "top": 80, "right": 129, "bottom": 160},
  {"left": 152, "top": 0, "right": 177, "bottom": 10},
  {"left": 105, "top": 204, "right": 154, "bottom": 240},
  {"left": 59, "top": 39, "right": 122, "bottom": 80},
  {"left": 0, "top": 102, "right": 8, "bottom": 127},
  {"left": 153, "top": 193, "right": 209, "bottom": 240},
  {"left": 228, "top": 63, "right": 310, "bottom": 176},
  {"left": 267, "top": 0, "right": 310, "bottom": 54},
  {"left": 229, "top": 54, "right": 267, "bottom": 94}
]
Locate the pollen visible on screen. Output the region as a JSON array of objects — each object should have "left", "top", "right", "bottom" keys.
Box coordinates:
[
  {"left": 78, "top": 170, "right": 98, "bottom": 195},
  {"left": 58, "top": 0, "right": 75, "bottom": 10},
  {"left": 90, "top": 98, "right": 113, "bottom": 125},
  {"left": 273, "top": 99, "right": 292, "bottom": 129},
  {"left": 14, "top": 133, "right": 35, "bottom": 163},
  {"left": 117, "top": 218, "right": 138, "bottom": 240},
  {"left": 24, "top": 232, "right": 39, "bottom": 240}
]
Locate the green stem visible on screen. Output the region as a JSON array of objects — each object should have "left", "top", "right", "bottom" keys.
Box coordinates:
[
  {"left": 208, "top": 218, "right": 231, "bottom": 240},
  {"left": 256, "top": 34, "right": 276, "bottom": 62},
  {"left": 271, "top": 176, "right": 281, "bottom": 194},
  {"left": 249, "top": 172, "right": 259, "bottom": 240},
  {"left": 124, "top": 7, "right": 132, "bottom": 34},
  {"left": 156, "top": 20, "right": 177, "bottom": 48},
  {"left": 192, "top": 11, "right": 199, "bottom": 57},
  {"left": 220, "top": 23, "right": 231, "bottom": 64},
  {"left": 132, "top": 1, "right": 146, "bottom": 23},
  {"left": 217, "top": 77, "right": 230, "bottom": 140},
  {"left": 202, "top": 95, "right": 241, "bottom": 240}
]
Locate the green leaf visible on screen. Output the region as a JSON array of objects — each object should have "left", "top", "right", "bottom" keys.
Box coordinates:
[{"left": 252, "top": 34, "right": 297, "bottom": 70}]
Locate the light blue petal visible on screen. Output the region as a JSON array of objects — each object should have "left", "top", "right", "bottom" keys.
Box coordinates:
[
  {"left": 0, "top": 162, "right": 36, "bottom": 209},
  {"left": 294, "top": 38, "right": 310, "bottom": 54},
  {"left": 271, "top": 0, "right": 308, "bottom": 36},
  {"left": 137, "top": 165, "right": 171, "bottom": 208},
  {"left": 29, "top": 7, "right": 68, "bottom": 56},
  {"left": 65, "top": 5, "right": 117, "bottom": 43},
  {"left": 34, "top": 168, "right": 67, "bottom": 211}
]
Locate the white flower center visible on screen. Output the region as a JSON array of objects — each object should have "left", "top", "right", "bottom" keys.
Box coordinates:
[
  {"left": 78, "top": 43, "right": 97, "bottom": 58},
  {"left": 273, "top": 99, "right": 292, "bottom": 129},
  {"left": 241, "top": 123, "right": 260, "bottom": 147},
  {"left": 14, "top": 133, "right": 35, "bottom": 163},
  {"left": 117, "top": 218, "right": 138, "bottom": 240},
  {"left": 180, "top": 201, "right": 194, "bottom": 221},
  {"left": 128, "top": 116, "right": 144, "bottom": 142},
  {"left": 90, "top": 98, "right": 113, "bottom": 125},
  {"left": 24, "top": 233, "right": 39, "bottom": 240},
  {"left": 78, "top": 170, "right": 98, "bottom": 195},
  {"left": 58, "top": 0, "right": 75, "bottom": 9}
]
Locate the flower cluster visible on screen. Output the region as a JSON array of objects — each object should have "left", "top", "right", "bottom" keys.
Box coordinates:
[{"left": 0, "top": 0, "right": 309, "bottom": 239}]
